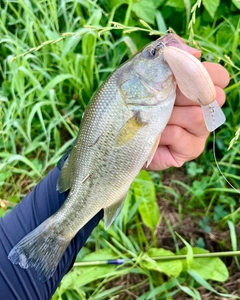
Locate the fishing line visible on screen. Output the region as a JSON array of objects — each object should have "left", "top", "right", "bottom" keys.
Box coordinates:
[{"left": 212, "top": 130, "right": 240, "bottom": 194}]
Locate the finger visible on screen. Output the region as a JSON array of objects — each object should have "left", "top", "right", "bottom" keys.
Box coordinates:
[
  {"left": 202, "top": 62, "right": 230, "bottom": 88},
  {"left": 160, "top": 124, "right": 208, "bottom": 156},
  {"left": 175, "top": 85, "right": 226, "bottom": 107},
  {"left": 215, "top": 85, "right": 227, "bottom": 106},
  {"left": 147, "top": 144, "right": 179, "bottom": 170},
  {"left": 167, "top": 105, "right": 209, "bottom": 137},
  {"left": 169, "top": 87, "right": 226, "bottom": 137},
  {"left": 160, "top": 125, "right": 207, "bottom": 162},
  {"left": 148, "top": 125, "right": 207, "bottom": 170}
]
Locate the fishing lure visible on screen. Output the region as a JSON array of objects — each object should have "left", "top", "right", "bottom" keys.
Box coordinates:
[{"left": 162, "top": 41, "right": 226, "bottom": 132}]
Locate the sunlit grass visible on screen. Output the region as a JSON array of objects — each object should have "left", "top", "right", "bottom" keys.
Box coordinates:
[{"left": 1, "top": 0, "right": 240, "bottom": 299}]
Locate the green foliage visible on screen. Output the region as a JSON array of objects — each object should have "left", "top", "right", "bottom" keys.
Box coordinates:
[
  {"left": 143, "top": 248, "right": 182, "bottom": 277},
  {"left": 202, "top": 0, "right": 220, "bottom": 19},
  {"left": 1, "top": 0, "right": 240, "bottom": 299},
  {"left": 179, "top": 247, "right": 228, "bottom": 282},
  {"left": 131, "top": 170, "right": 160, "bottom": 232}
]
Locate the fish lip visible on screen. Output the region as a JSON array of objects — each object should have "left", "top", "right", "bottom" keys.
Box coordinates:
[{"left": 159, "top": 33, "right": 202, "bottom": 58}]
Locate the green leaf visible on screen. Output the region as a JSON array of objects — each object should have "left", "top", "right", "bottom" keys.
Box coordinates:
[
  {"left": 57, "top": 265, "right": 115, "bottom": 297},
  {"left": 110, "top": 0, "right": 128, "bottom": 9},
  {"left": 141, "top": 278, "right": 179, "bottom": 299},
  {"left": 61, "top": 265, "right": 115, "bottom": 290},
  {"left": 61, "top": 35, "right": 82, "bottom": 60},
  {"left": 154, "top": 0, "right": 165, "bottom": 7},
  {"left": 213, "top": 205, "right": 228, "bottom": 222},
  {"left": 175, "top": 233, "right": 193, "bottom": 267},
  {"left": 81, "top": 248, "right": 117, "bottom": 261},
  {"left": 155, "top": 10, "right": 167, "bottom": 32},
  {"left": 165, "top": 0, "right": 185, "bottom": 9},
  {"left": 202, "top": 0, "right": 220, "bottom": 18},
  {"left": 131, "top": 170, "right": 160, "bottom": 230},
  {"left": 59, "top": 249, "right": 116, "bottom": 292},
  {"left": 7, "top": 154, "right": 42, "bottom": 177},
  {"left": 177, "top": 283, "right": 201, "bottom": 300},
  {"left": 187, "top": 162, "right": 203, "bottom": 176},
  {"left": 142, "top": 248, "right": 182, "bottom": 277},
  {"left": 232, "top": 0, "right": 240, "bottom": 9},
  {"left": 179, "top": 247, "right": 229, "bottom": 282},
  {"left": 188, "top": 270, "right": 238, "bottom": 298},
  {"left": 39, "top": 74, "right": 74, "bottom": 99},
  {"left": 0, "top": 171, "right": 12, "bottom": 183},
  {"left": 132, "top": 0, "right": 156, "bottom": 24},
  {"left": 199, "top": 216, "right": 212, "bottom": 233}
]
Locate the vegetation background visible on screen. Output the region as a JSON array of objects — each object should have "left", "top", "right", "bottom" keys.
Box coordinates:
[{"left": 0, "top": 0, "right": 240, "bottom": 299}]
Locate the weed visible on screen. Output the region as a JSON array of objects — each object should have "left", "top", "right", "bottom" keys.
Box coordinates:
[{"left": 1, "top": 0, "right": 240, "bottom": 299}]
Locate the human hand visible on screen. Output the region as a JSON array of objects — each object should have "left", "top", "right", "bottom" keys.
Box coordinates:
[{"left": 147, "top": 38, "right": 230, "bottom": 171}]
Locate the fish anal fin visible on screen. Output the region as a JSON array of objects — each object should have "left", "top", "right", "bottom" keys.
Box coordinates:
[
  {"left": 57, "top": 156, "right": 71, "bottom": 193},
  {"left": 104, "top": 197, "right": 126, "bottom": 229},
  {"left": 115, "top": 113, "right": 147, "bottom": 147},
  {"left": 146, "top": 135, "right": 161, "bottom": 168}
]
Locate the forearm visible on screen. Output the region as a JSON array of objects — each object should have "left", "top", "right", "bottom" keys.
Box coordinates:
[{"left": 0, "top": 167, "right": 103, "bottom": 300}]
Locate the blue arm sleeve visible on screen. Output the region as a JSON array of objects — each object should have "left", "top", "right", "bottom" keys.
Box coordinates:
[{"left": 0, "top": 167, "right": 103, "bottom": 300}]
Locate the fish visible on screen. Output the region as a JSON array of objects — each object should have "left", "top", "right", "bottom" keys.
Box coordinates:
[{"left": 8, "top": 33, "right": 225, "bottom": 282}]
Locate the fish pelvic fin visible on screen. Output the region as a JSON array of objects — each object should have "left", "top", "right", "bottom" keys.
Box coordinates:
[
  {"left": 104, "top": 197, "right": 126, "bottom": 229},
  {"left": 146, "top": 134, "right": 161, "bottom": 168},
  {"left": 57, "top": 156, "right": 71, "bottom": 193},
  {"left": 8, "top": 218, "right": 71, "bottom": 282}
]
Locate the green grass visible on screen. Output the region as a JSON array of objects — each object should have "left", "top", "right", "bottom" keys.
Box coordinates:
[{"left": 1, "top": 0, "right": 240, "bottom": 299}]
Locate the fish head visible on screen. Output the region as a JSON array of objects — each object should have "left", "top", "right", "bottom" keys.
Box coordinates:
[
  {"left": 117, "top": 35, "right": 176, "bottom": 108},
  {"left": 133, "top": 36, "right": 173, "bottom": 89}
]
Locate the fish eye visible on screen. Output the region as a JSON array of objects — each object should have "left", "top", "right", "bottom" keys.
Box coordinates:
[
  {"left": 150, "top": 48, "right": 156, "bottom": 56},
  {"left": 143, "top": 47, "right": 158, "bottom": 59}
]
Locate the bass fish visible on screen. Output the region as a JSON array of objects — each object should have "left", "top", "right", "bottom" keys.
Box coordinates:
[{"left": 8, "top": 34, "right": 225, "bottom": 281}]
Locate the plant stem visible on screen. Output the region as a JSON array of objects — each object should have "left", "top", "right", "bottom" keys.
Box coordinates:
[{"left": 74, "top": 250, "right": 240, "bottom": 267}]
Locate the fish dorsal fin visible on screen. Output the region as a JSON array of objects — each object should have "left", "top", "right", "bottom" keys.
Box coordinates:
[
  {"left": 57, "top": 156, "right": 71, "bottom": 193},
  {"left": 104, "top": 197, "right": 126, "bottom": 229},
  {"left": 146, "top": 135, "right": 161, "bottom": 168},
  {"left": 115, "top": 113, "right": 147, "bottom": 147}
]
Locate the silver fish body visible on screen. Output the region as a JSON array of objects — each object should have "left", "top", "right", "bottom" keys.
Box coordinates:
[{"left": 8, "top": 35, "right": 177, "bottom": 281}]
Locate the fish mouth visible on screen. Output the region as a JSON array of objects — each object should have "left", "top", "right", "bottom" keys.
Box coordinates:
[{"left": 160, "top": 33, "right": 201, "bottom": 58}]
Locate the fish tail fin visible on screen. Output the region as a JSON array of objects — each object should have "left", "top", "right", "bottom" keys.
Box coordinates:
[{"left": 8, "top": 217, "right": 71, "bottom": 282}]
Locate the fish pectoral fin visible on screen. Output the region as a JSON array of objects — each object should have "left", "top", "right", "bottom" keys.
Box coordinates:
[
  {"left": 57, "top": 156, "right": 71, "bottom": 193},
  {"left": 104, "top": 197, "right": 126, "bottom": 229},
  {"left": 146, "top": 135, "right": 161, "bottom": 168},
  {"left": 114, "top": 113, "right": 147, "bottom": 147}
]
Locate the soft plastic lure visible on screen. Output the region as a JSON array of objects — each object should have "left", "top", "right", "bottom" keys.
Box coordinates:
[{"left": 162, "top": 45, "right": 226, "bottom": 132}]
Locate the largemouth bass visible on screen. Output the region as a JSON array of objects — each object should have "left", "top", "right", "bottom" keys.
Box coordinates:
[{"left": 8, "top": 34, "right": 225, "bottom": 282}]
